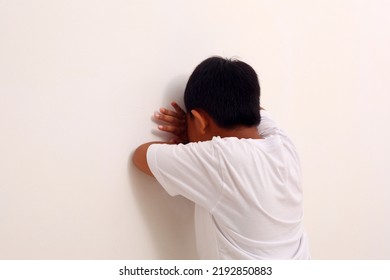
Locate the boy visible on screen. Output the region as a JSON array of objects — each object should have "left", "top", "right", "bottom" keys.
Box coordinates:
[{"left": 133, "top": 56, "right": 310, "bottom": 259}]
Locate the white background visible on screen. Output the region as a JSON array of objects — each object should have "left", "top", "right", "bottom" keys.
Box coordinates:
[{"left": 1, "top": 0, "right": 389, "bottom": 259}]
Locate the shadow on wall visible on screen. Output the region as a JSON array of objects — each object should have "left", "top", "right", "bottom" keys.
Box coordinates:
[
  {"left": 162, "top": 75, "right": 188, "bottom": 109},
  {"left": 127, "top": 75, "right": 198, "bottom": 259}
]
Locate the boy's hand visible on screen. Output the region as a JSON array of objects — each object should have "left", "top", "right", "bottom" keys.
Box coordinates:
[{"left": 154, "top": 102, "right": 188, "bottom": 144}]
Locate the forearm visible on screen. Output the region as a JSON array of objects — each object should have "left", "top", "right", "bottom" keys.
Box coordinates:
[{"left": 133, "top": 141, "right": 167, "bottom": 177}]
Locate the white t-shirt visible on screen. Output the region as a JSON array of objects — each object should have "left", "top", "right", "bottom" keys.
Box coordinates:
[{"left": 147, "top": 110, "right": 310, "bottom": 259}]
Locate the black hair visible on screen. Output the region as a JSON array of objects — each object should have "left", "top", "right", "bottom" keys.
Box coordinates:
[{"left": 184, "top": 56, "right": 261, "bottom": 129}]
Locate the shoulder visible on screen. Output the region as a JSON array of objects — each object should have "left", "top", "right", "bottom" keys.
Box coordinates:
[
  {"left": 147, "top": 139, "right": 220, "bottom": 166},
  {"left": 149, "top": 138, "right": 217, "bottom": 153}
]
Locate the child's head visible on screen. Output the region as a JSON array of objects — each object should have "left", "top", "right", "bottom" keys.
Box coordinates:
[{"left": 184, "top": 56, "right": 261, "bottom": 141}]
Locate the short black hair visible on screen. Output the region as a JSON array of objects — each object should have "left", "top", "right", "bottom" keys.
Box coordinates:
[{"left": 184, "top": 56, "right": 261, "bottom": 129}]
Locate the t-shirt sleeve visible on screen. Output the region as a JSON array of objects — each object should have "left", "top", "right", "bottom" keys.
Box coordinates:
[
  {"left": 146, "top": 141, "right": 222, "bottom": 212},
  {"left": 258, "top": 110, "right": 284, "bottom": 138}
]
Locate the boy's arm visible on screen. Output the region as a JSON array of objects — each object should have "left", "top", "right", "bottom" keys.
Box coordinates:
[
  {"left": 133, "top": 141, "right": 165, "bottom": 177},
  {"left": 133, "top": 101, "right": 187, "bottom": 177}
]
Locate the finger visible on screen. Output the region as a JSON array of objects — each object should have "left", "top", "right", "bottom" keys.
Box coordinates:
[
  {"left": 154, "top": 112, "right": 184, "bottom": 125},
  {"left": 171, "top": 102, "right": 186, "bottom": 116},
  {"left": 158, "top": 124, "right": 182, "bottom": 134},
  {"left": 158, "top": 124, "right": 184, "bottom": 135},
  {"left": 159, "top": 107, "right": 182, "bottom": 119}
]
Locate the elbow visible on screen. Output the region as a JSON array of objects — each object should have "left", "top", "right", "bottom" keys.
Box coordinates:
[{"left": 132, "top": 144, "right": 154, "bottom": 177}]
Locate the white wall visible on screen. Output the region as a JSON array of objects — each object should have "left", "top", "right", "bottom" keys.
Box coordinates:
[{"left": 1, "top": 0, "right": 389, "bottom": 259}]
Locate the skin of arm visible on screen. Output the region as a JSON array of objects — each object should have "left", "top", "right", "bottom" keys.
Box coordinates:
[{"left": 133, "top": 141, "right": 166, "bottom": 177}]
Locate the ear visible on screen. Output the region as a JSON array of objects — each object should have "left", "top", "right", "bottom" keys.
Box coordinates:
[{"left": 191, "top": 109, "right": 208, "bottom": 134}]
